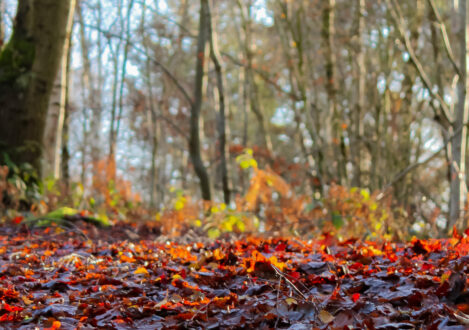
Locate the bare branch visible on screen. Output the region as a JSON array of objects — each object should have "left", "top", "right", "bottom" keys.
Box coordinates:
[
  {"left": 83, "top": 23, "right": 194, "bottom": 107},
  {"left": 385, "top": 0, "right": 452, "bottom": 129},
  {"left": 378, "top": 123, "right": 466, "bottom": 199},
  {"left": 427, "top": 0, "right": 461, "bottom": 76}
]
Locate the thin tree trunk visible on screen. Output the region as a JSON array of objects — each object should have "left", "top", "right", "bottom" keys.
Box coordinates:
[
  {"left": 52, "top": 0, "right": 76, "bottom": 179},
  {"left": 141, "top": 0, "right": 159, "bottom": 208},
  {"left": 90, "top": 1, "right": 103, "bottom": 172},
  {"left": 449, "top": 0, "right": 469, "bottom": 230},
  {"left": 207, "top": 0, "right": 230, "bottom": 204},
  {"left": 237, "top": 0, "right": 273, "bottom": 154},
  {"left": 77, "top": 0, "right": 101, "bottom": 184},
  {"left": 61, "top": 29, "right": 73, "bottom": 192},
  {"left": 351, "top": 0, "right": 365, "bottom": 187},
  {"left": 322, "top": 0, "right": 344, "bottom": 184},
  {"left": 190, "top": 0, "right": 211, "bottom": 201},
  {"left": 77, "top": 1, "right": 89, "bottom": 184},
  {"left": 112, "top": 0, "right": 135, "bottom": 163}
]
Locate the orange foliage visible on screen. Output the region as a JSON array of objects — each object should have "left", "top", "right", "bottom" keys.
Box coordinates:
[
  {"left": 91, "top": 158, "right": 141, "bottom": 209},
  {"left": 159, "top": 196, "right": 200, "bottom": 237}
]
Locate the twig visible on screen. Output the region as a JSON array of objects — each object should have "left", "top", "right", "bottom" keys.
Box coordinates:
[
  {"left": 271, "top": 265, "right": 306, "bottom": 300},
  {"left": 274, "top": 276, "right": 282, "bottom": 329}
]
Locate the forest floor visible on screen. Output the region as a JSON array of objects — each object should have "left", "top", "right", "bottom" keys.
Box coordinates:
[{"left": 0, "top": 221, "right": 468, "bottom": 329}]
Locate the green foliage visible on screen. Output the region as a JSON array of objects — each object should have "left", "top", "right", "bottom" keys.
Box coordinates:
[
  {"left": 202, "top": 203, "right": 255, "bottom": 238},
  {"left": 0, "top": 153, "right": 41, "bottom": 210},
  {"left": 331, "top": 212, "right": 344, "bottom": 229},
  {"left": 23, "top": 207, "right": 110, "bottom": 228}
]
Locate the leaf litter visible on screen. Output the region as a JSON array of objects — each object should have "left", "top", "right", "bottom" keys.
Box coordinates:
[{"left": 0, "top": 222, "right": 467, "bottom": 329}]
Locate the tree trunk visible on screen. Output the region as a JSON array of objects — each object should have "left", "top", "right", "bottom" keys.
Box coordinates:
[
  {"left": 351, "top": 0, "right": 365, "bottom": 187},
  {"left": 45, "top": 0, "right": 75, "bottom": 179},
  {"left": 322, "top": 0, "right": 345, "bottom": 184},
  {"left": 0, "top": 0, "right": 72, "bottom": 175},
  {"left": 110, "top": 0, "right": 135, "bottom": 166},
  {"left": 190, "top": 0, "right": 211, "bottom": 201},
  {"left": 449, "top": 0, "right": 469, "bottom": 230},
  {"left": 61, "top": 12, "right": 74, "bottom": 193},
  {"left": 207, "top": 0, "right": 230, "bottom": 204}
]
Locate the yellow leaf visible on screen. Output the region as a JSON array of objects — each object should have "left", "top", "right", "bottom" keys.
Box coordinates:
[
  {"left": 319, "top": 310, "right": 334, "bottom": 324},
  {"left": 236, "top": 221, "right": 245, "bottom": 232},
  {"left": 134, "top": 267, "right": 149, "bottom": 275},
  {"left": 249, "top": 158, "right": 258, "bottom": 169},
  {"left": 360, "top": 189, "right": 370, "bottom": 201},
  {"left": 174, "top": 197, "right": 186, "bottom": 211},
  {"left": 240, "top": 160, "right": 251, "bottom": 169},
  {"left": 208, "top": 228, "right": 220, "bottom": 238},
  {"left": 285, "top": 297, "right": 297, "bottom": 306},
  {"left": 441, "top": 271, "right": 451, "bottom": 283},
  {"left": 22, "top": 296, "right": 33, "bottom": 305}
]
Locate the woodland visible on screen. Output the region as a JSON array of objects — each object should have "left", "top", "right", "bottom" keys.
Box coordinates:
[{"left": 0, "top": 0, "right": 468, "bottom": 328}]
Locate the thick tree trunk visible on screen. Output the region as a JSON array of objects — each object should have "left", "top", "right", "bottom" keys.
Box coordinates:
[
  {"left": 190, "top": 0, "right": 211, "bottom": 201},
  {"left": 0, "top": 0, "right": 72, "bottom": 175}
]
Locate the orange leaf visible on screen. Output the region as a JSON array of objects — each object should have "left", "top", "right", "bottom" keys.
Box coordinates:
[{"left": 134, "top": 266, "right": 149, "bottom": 275}]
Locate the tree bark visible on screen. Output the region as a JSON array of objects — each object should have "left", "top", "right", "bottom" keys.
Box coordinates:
[
  {"left": 449, "top": 0, "right": 469, "bottom": 230},
  {"left": 0, "top": 0, "right": 72, "bottom": 175}
]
